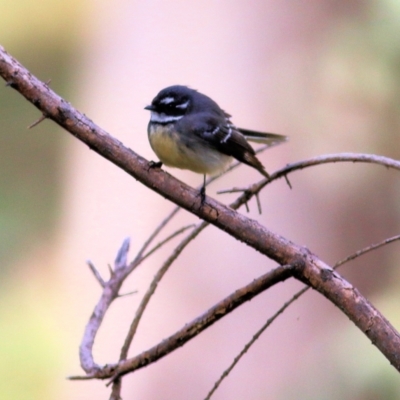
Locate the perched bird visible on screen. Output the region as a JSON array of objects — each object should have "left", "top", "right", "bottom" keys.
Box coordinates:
[{"left": 145, "top": 85, "right": 287, "bottom": 202}]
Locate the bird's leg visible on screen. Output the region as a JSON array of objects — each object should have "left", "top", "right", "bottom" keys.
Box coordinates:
[{"left": 199, "top": 174, "right": 206, "bottom": 205}]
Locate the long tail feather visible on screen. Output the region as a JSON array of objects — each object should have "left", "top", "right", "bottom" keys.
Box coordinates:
[{"left": 239, "top": 128, "right": 288, "bottom": 147}]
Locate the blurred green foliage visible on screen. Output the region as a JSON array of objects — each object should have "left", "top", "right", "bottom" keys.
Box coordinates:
[{"left": 0, "top": 1, "right": 83, "bottom": 274}]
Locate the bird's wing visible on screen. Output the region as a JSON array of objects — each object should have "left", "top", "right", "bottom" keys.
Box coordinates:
[{"left": 179, "top": 113, "right": 269, "bottom": 176}]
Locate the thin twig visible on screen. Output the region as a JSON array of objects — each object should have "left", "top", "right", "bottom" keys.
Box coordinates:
[
  {"left": 132, "top": 206, "right": 181, "bottom": 264},
  {"left": 141, "top": 224, "right": 196, "bottom": 262},
  {"left": 204, "top": 285, "right": 308, "bottom": 400},
  {"left": 284, "top": 174, "right": 292, "bottom": 189},
  {"left": 334, "top": 234, "right": 400, "bottom": 269},
  {"left": 114, "top": 237, "right": 130, "bottom": 271},
  {"left": 118, "top": 221, "right": 208, "bottom": 361},
  {"left": 217, "top": 187, "right": 250, "bottom": 194},
  {"left": 116, "top": 290, "right": 138, "bottom": 298},
  {"left": 255, "top": 193, "right": 262, "bottom": 214},
  {"left": 28, "top": 113, "right": 47, "bottom": 129},
  {"left": 86, "top": 260, "right": 106, "bottom": 288}
]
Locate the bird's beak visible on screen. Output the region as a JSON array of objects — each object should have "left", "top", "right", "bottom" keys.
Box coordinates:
[{"left": 144, "top": 105, "right": 155, "bottom": 111}]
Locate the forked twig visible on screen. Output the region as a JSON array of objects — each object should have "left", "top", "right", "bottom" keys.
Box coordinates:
[
  {"left": 205, "top": 234, "right": 400, "bottom": 398},
  {"left": 79, "top": 222, "right": 195, "bottom": 374}
]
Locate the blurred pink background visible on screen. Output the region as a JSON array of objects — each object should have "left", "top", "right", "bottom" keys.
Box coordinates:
[{"left": 1, "top": 1, "right": 400, "bottom": 399}]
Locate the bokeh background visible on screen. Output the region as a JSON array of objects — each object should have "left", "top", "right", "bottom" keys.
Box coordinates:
[{"left": 1, "top": 1, "right": 400, "bottom": 399}]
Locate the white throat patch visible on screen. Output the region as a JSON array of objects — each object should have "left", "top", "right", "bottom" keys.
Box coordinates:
[{"left": 150, "top": 111, "right": 183, "bottom": 124}]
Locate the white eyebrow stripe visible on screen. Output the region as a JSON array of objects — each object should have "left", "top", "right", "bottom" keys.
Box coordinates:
[
  {"left": 176, "top": 100, "right": 190, "bottom": 109},
  {"left": 159, "top": 96, "right": 175, "bottom": 105},
  {"left": 150, "top": 112, "right": 183, "bottom": 123}
]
